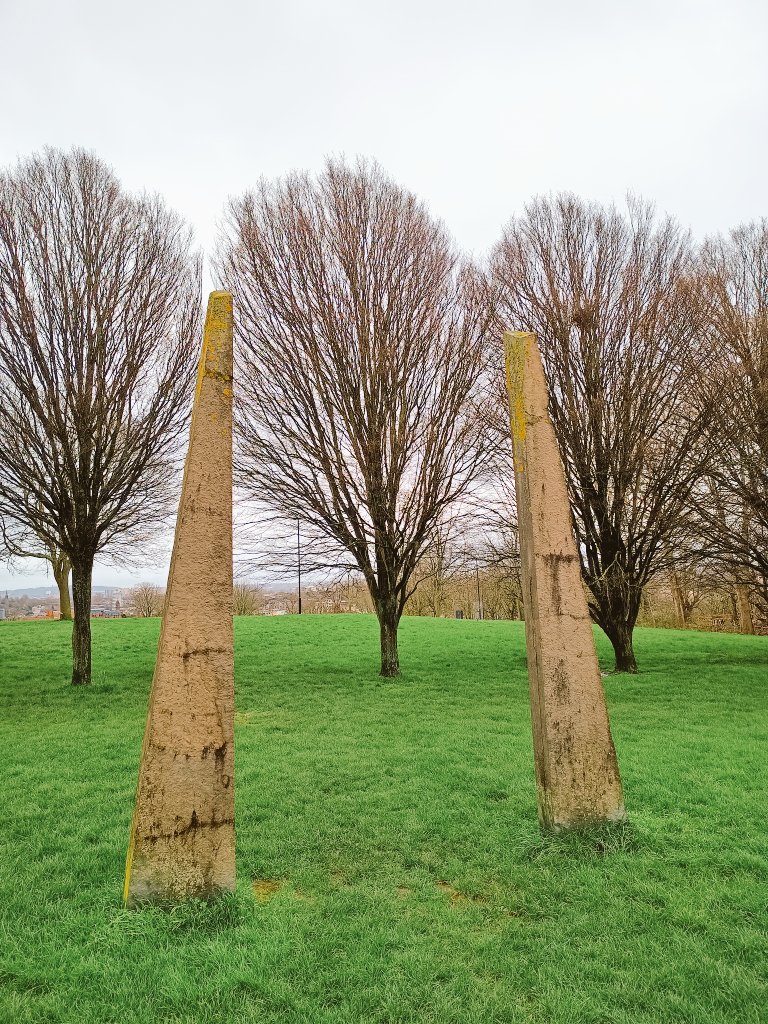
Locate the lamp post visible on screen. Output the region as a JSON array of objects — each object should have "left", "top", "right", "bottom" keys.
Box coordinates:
[{"left": 297, "top": 519, "right": 302, "bottom": 615}]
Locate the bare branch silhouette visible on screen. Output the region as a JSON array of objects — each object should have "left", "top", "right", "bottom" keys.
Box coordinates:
[
  {"left": 218, "top": 158, "right": 492, "bottom": 675},
  {"left": 492, "top": 194, "right": 710, "bottom": 671},
  {"left": 0, "top": 148, "right": 201, "bottom": 683}
]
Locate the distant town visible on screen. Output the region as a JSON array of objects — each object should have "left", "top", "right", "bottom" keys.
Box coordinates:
[
  {"left": 0, "top": 582, "right": 370, "bottom": 621},
  {"left": 0, "top": 585, "right": 130, "bottom": 621}
]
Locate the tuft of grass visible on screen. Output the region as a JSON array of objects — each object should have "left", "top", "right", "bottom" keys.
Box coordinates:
[
  {"left": 0, "top": 614, "right": 766, "bottom": 1023},
  {"left": 525, "top": 820, "right": 641, "bottom": 861}
]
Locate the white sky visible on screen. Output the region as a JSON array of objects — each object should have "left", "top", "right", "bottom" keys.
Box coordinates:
[{"left": 1, "top": 0, "right": 766, "bottom": 589}]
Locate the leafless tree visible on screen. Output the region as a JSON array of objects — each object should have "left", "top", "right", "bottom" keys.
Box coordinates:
[
  {"left": 475, "top": 443, "right": 523, "bottom": 613},
  {"left": 492, "top": 194, "right": 709, "bottom": 672},
  {"left": 218, "top": 158, "right": 491, "bottom": 675},
  {"left": 127, "top": 582, "right": 164, "bottom": 617},
  {"left": 233, "top": 581, "right": 265, "bottom": 616},
  {"left": 1, "top": 516, "right": 72, "bottom": 619},
  {"left": 407, "top": 525, "right": 467, "bottom": 617},
  {"left": 691, "top": 222, "right": 768, "bottom": 618},
  {"left": 665, "top": 553, "right": 718, "bottom": 628},
  {"left": 0, "top": 148, "right": 200, "bottom": 684},
  {"left": 475, "top": 536, "right": 523, "bottom": 622},
  {"left": 404, "top": 530, "right": 523, "bottom": 621}
]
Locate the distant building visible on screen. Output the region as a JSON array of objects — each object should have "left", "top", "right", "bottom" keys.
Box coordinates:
[
  {"left": 91, "top": 607, "right": 122, "bottom": 618},
  {"left": 0, "top": 608, "right": 6, "bottom": 620}
]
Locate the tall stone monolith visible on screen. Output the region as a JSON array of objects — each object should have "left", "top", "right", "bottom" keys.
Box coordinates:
[
  {"left": 124, "top": 292, "right": 235, "bottom": 905},
  {"left": 504, "top": 331, "right": 625, "bottom": 831}
]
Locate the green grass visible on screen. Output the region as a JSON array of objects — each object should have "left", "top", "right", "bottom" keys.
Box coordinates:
[{"left": 0, "top": 615, "right": 766, "bottom": 1024}]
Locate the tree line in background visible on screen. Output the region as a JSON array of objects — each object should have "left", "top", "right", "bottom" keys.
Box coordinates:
[
  {"left": 1, "top": 566, "right": 753, "bottom": 635},
  {"left": 0, "top": 147, "right": 765, "bottom": 682}
]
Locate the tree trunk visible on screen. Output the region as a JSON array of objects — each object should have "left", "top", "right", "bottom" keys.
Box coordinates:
[
  {"left": 728, "top": 587, "right": 739, "bottom": 626},
  {"left": 735, "top": 584, "right": 754, "bottom": 635},
  {"left": 53, "top": 557, "right": 72, "bottom": 621},
  {"left": 71, "top": 561, "right": 93, "bottom": 685},
  {"left": 378, "top": 605, "right": 400, "bottom": 677},
  {"left": 603, "top": 619, "right": 638, "bottom": 674},
  {"left": 669, "top": 571, "right": 688, "bottom": 628}
]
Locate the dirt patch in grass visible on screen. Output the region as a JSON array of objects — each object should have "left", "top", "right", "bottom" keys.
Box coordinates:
[
  {"left": 435, "top": 880, "right": 487, "bottom": 906},
  {"left": 252, "top": 878, "right": 283, "bottom": 902}
]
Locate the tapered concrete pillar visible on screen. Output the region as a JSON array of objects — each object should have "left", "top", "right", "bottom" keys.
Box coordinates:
[
  {"left": 504, "top": 331, "right": 625, "bottom": 831},
  {"left": 124, "top": 292, "right": 235, "bottom": 905}
]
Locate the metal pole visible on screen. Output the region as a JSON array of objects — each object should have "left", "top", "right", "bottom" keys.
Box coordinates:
[{"left": 297, "top": 519, "right": 302, "bottom": 615}]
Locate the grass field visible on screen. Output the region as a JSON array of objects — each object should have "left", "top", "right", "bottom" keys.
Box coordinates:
[{"left": 0, "top": 615, "right": 766, "bottom": 1024}]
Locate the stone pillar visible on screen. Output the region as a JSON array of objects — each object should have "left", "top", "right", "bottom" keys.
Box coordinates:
[
  {"left": 504, "top": 331, "right": 625, "bottom": 831},
  {"left": 124, "top": 292, "right": 235, "bottom": 905}
]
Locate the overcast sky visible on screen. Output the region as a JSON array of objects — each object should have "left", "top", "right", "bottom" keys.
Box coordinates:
[{"left": 1, "top": 0, "right": 766, "bottom": 590}]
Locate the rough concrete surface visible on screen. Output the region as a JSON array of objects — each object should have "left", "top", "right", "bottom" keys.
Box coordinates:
[
  {"left": 124, "top": 292, "right": 236, "bottom": 905},
  {"left": 504, "top": 331, "right": 625, "bottom": 831}
]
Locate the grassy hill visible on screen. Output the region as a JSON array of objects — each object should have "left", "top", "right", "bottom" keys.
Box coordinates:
[{"left": 0, "top": 615, "right": 766, "bottom": 1023}]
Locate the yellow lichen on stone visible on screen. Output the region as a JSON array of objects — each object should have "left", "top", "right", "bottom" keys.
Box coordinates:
[
  {"left": 123, "top": 833, "right": 135, "bottom": 905},
  {"left": 206, "top": 291, "right": 233, "bottom": 331},
  {"left": 195, "top": 292, "right": 233, "bottom": 401},
  {"left": 504, "top": 331, "right": 533, "bottom": 470}
]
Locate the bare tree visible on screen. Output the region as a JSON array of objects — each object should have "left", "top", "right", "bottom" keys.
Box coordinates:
[
  {"left": 666, "top": 556, "right": 713, "bottom": 628},
  {"left": 0, "top": 148, "right": 200, "bottom": 684},
  {"left": 492, "top": 195, "right": 709, "bottom": 672},
  {"left": 407, "top": 525, "right": 466, "bottom": 617},
  {"left": 233, "top": 581, "right": 264, "bottom": 616},
  {"left": 475, "top": 533, "right": 524, "bottom": 622},
  {"left": 691, "top": 222, "right": 768, "bottom": 616},
  {"left": 218, "top": 159, "right": 491, "bottom": 676},
  {"left": 475, "top": 443, "right": 523, "bottom": 619},
  {"left": 127, "top": 582, "right": 164, "bottom": 617},
  {"left": 1, "top": 516, "right": 72, "bottom": 619}
]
